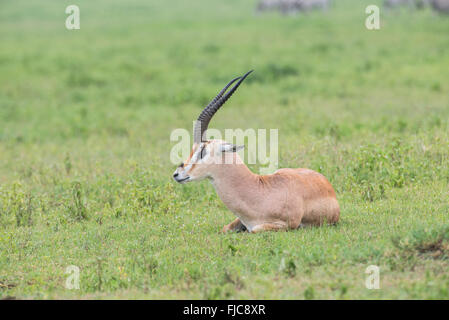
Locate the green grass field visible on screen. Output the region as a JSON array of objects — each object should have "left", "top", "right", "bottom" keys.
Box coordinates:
[{"left": 1, "top": 0, "right": 449, "bottom": 299}]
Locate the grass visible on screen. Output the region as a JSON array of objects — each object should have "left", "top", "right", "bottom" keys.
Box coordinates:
[{"left": 0, "top": 0, "right": 449, "bottom": 299}]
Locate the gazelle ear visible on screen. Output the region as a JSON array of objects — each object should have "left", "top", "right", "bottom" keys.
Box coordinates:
[{"left": 220, "top": 143, "right": 244, "bottom": 153}]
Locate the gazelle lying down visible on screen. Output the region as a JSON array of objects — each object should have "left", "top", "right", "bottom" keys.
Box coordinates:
[{"left": 173, "top": 71, "right": 340, "bottom": 233}]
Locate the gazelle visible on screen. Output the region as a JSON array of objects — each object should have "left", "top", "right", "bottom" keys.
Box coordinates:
[{"left": 173, "top": 71, "right": 340, "bottom": 233}]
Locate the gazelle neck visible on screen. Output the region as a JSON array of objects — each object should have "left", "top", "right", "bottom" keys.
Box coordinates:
[{"left": 209, "top": 157, "right": 260, "bottom": 217}]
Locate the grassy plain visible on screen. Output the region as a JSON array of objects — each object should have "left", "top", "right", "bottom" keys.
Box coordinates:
[{"left": 0, "top": 0, "right": 449, "bottom": 299}]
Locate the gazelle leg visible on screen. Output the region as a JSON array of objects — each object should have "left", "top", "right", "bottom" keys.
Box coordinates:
[
  {"left": 250, "top": 222, "right": 288, "bottom": 233},
  {"left": 222, "top": 218, "right": 247, "bottom": 233}
]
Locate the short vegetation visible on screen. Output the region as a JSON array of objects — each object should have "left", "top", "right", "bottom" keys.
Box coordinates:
[{"left": 0, "top": 0, "right": 448, "bottom": 299}]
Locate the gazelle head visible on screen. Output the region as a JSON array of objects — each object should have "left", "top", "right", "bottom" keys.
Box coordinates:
[{"left": 173, "top": 71, "right": 252, "bottom": 184}]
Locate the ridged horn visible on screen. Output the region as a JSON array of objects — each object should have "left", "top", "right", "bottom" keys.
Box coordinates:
[{"left": 193, "top": 70, "right": 253, "bottom": 144}]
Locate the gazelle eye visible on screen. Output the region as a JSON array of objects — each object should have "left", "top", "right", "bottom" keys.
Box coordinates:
[{"left": 200, "top": 146, "right": 206, "bottom": 159}]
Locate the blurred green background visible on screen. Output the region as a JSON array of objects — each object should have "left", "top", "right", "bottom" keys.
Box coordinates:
[{"left": 0, "top": 0, "right": 448, "bottom": 299}]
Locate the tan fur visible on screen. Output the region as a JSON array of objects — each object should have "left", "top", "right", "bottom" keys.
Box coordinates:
[{"left": 173, "top": 139, "right": 340, "bottom": 233}]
